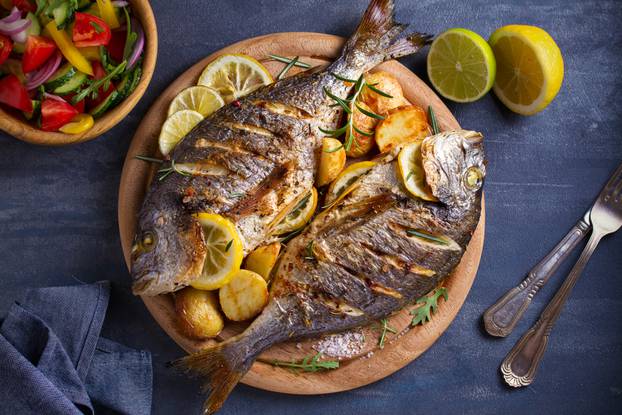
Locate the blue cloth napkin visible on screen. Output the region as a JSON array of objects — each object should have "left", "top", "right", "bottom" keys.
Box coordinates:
[{"left": 0, "top": 281, "right": 152, "bottom": 415}]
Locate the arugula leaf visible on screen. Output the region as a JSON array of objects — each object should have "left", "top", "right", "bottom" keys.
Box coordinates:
[
  {"left": 410, "top": 287, "right": 448, "bottom": 326},
  {"left": 90, "top": 20, "right": 104, "bottom": 33},
  {"left": 122, "top": 7, "right": 137, "bottom": 62}
]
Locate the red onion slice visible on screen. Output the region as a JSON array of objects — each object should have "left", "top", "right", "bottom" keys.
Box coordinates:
[
  {"left": 2, "top": 7, "right": 22, "bottom": 24},
  {"left": 0, "top": 16, "right": 30, "bottom": 36},
  {"left": 26, "top": 52, "right": 62, "bottom": 90},
  {"left": 127, "top": 17, "right": 144, "bottom": 70}
]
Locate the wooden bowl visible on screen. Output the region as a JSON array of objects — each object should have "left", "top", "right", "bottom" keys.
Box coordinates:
[{"left": 0, "top": 0, "right": 157, "bottom": 146}]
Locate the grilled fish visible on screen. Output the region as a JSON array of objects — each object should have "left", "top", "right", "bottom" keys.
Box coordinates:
[
  {"left": 173, "top": 130, "right": 485, "bottom": 413},
  {"left": 130, "top": 0, "right": 431, "bottom": 296}
]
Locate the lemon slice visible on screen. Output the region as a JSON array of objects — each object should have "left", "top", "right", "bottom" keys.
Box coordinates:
[
  {"left": 397, "top": 141, "right": 438, "bottom": 202},
  {"left": 197, "top": 54, "right": 273, "bottom": 103},
  {"left": 273, "top": 187, "right": 318, "bottom": 235},
  {"left": 168, "top": 85, "right": 225, "bottom": 117},
  {"left": 325, "top": 161, "right": 376, "bottom": 206},
  {"left": 191, "top": 213, "right": 244, "bottom": 291},
  {"left": 427, "top": 28, "right": 496, "bottom": 103},
  {"left": 158, "top": 109, "right": 204, "bottom": 157},
  {"left": 489, "top": 25, "right": 564, "bottom": 115}
]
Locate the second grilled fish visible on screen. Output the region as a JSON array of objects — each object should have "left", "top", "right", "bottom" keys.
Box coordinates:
[{"left": 174, "top": 130, "right": 486, "bottom": 413}]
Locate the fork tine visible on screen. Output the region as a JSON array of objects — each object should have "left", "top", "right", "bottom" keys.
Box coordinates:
[{"left": 604, "top": 163, "right": 622, "bottom": 191}]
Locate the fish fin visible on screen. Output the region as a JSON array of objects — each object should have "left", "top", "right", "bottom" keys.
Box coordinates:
[
  {"left": 338, "top": 0, "right": 432, "bottom": 68},
  {"left": 169, "top": 336, "right": 256, "bottom": 414}
]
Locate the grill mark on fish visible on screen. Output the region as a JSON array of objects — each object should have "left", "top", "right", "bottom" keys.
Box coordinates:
[
  {"left": 251, "top": 100, "right": 313, "bottom": 120},
  {"left": 176, "top": 161, "right": 230, "bottom": 177},
  {"left": 226, "top": 163, "right": 290, "bottom": 218},
  {"left": 222, "top": 122, "right": 276, "bottom": 137}
]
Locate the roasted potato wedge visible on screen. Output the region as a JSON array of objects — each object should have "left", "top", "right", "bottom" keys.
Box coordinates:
[
  {"left": 345, "top": 101, "right": 378, "bottom": 158},
  {"left": 317, "top": 137, "right": 346, "bottom": 186},
  {"left": 175, "top": 287, "right": 224, "bottom": 339},
  {"left": 219, "top": 270, "right": 269, "bottom": 321},
  {"left": 375, "top": 105, "right": 431, "bottom": 153},
  {"left": 244, "top": 242, "right": 281, "bottom": 281},
  {"left": 362, "top": 71, "right": 407, "bottom": 115}
]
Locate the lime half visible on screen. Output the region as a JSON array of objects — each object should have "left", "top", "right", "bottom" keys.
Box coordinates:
[{"left": 427, "top": 28, "right": 496, "bottom": 103}]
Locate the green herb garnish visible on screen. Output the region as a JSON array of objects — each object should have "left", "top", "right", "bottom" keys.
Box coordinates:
[
  {"left": 303, "top": 240, "right": 316, "bottom": 260},
  {"left": 268, "top": 54, "right": 311, "bottom": 69},
  {"left": 122, "top": 7, "right": 137, "bottom": 62},
  {"left": 320, "top": 74, "right": 390, "bottom": 152},
  {"left": 72, "top": 60, "right": 127, "bottom": 104},
  {"left": 428, "top": 105, "right": 440, "bottom": 135},
  {"left": 224, "top": 239, "right": 233, "bottom": 252},
  {"left": 374, "top": 318, "right": 397, "bottom": 349},
  {"left": 259, "top": 352, "right": 339, "bottom": 373},
  {"left": 90, "top": 20, "right": 104, "bottom": 33},
  {"left": 276, "top": 55, "right": 299, "bottom": 80},
  {"left": 135, "top": 155, "right": 165, "bottom": 164},
  {"left": 406, "top": 229, "right": 449, "bottom": 245},
  {"left": 410, "top": 287, "right": 448, "bottom": 326}
]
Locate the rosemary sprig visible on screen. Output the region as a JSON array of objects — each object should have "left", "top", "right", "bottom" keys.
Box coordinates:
[
  {"left": 303, "top": 240, "right": 316, "bottom": 260},
  {"left": 410, "top": 287, "right": 448, "bottom": 326},
  {"left": 279, "top": 227, "right": 304, "bottom": 244},
  {"left": 135, "top": 155, "right": 164, "bottom": 164},
  {"left": 406, "top": 229, "right": 449, "bottom": 245},
  {"left": 374, "top": 318, "right": 397, "bottom": 349},
  {"left": 277, "top": 56, "right": 299, "bottom": 80},
  {"left": 268, "top": 54, "right": 311, "bottom": 69},
  {"left": 428, "top": 105, "right": 440, "bottom": 135},
  {"left": 259, "top": 352, "right": 339, "bottom": 373},
  {"left": 134, "top": 155, "right": 190, "bottom": 181},
  {"left": 320, "top": 73, "right": 390, "bottom": 152},
  {"left": 224, "top": 239, "right": 233, "bottom": 252}
]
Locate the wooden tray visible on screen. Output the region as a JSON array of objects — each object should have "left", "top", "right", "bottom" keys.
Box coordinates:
[{"left": 118, "top": 32, "right": 485, "bottom": 395}]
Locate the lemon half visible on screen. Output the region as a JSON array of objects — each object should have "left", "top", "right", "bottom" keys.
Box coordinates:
[
  {"left": 191, "top": 213, "right": 244, "bottom": 290},
  {"left": 158, "top": 109, "right": 204, "bottom": 157},
  {"left": 427, "top": 28, "right": 496, "bottom": 103},
  {"left": 197, "top": 54, "right": 273, "bottom": 103},
  {"left": 489, "top": 25, "right": 564, "bottom": 115}
]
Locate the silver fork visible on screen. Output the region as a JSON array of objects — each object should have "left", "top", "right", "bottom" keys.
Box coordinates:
[{"left": 500, "top": 163, "right": 622, "bottom": 387}]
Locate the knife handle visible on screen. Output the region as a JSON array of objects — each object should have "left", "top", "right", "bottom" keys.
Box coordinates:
[{"left": 483, "top": 214, "right": 591, "bottom": 337}]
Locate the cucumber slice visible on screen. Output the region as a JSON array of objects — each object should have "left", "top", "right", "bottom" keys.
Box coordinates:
[
  {"left": 51, "top": 0, "right": 77, "bottom": 29},
  {"left": 23, "top": 99, "right": 41, "bottom": 120},
  {"left": 89, "top": 90, "right": 119, "bottom": 118},
  {"left": 45, "top": 63, "right": 76, "bottom": 91},
  {"left": 53, "top": 71, "right": 88, "bottom": 94}
]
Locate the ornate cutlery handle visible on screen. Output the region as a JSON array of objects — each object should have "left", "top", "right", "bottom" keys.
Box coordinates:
[
  {"left": 500, "top": 231, "right": 603, "bottom": 387},
  {"left": 483, "top": 213, "right": 591, "bottom": 337}
]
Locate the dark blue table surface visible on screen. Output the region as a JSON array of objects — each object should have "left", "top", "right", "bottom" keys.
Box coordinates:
[{"left": 1, "top": 1, "right": 621, "bottom": 414}]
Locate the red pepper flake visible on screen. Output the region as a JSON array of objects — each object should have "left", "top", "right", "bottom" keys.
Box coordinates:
[{"left": 232, "top": 100, "right": 241, "bottom": 108}]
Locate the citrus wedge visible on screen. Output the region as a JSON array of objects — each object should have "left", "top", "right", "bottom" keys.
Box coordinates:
[
  {"left": 489, "top": 25, "right": 564, "bottom": 115},
  {"left": 427, "top": 28, "right": 496, "bottom": 103},
  {"left": 397, "top": 141, "right": 438, "bottom": 201},
  {"left": 168, "top": 85, "right": 225, "bottom": 117},
  {"left": 158, "top": 109, "right": 203, "bottom": 156},
  {"left": 191, "top": 213, "right": 243, "bottom": 290},
  {"left": 325, "top": 161, "right": 376, "bottom": 206},
  {"left": 273, "top": 187, "right": 318, "bottom": 235},
  {"left": 197, "top": 54, "right": 273, "bottom": 103}
]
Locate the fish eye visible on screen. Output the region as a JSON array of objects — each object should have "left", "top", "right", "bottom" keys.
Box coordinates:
[
  {"left": 464, "top": 166, "right": 483, "bottom": 190},
  {"left": 142, "top": 231, "right": 156, "bottom": 251}
]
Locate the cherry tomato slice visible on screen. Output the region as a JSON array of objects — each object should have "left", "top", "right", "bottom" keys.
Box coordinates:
[
  {"left": 73, "top": 12, "right": 111, "bottom": 48},
  {"left": 0, "top": 74, "right": 32, "bottom": 112},
  {"left": 12, "top": 0, "right": 35, "bottom": 13},
  {"left": 22, "top": 35, "right": 57, "bottom": 73},
  {"left": 0, "top": 34, "right": 12, "bottom": 66},
  {"left": 41, "top": 96, "right": 79, "bottom": 131}
]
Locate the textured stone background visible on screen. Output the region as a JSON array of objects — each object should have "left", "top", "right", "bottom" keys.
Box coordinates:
[{"left": 1, "top": 0, "right": 621, "bottom": 414}]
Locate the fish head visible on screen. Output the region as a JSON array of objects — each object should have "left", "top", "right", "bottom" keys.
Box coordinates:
[
  {"left": 421, "top": 130, "right": 486, "bottom": 211},
  {"left": 131, "top": 202, "right": 207, "bottom": 296}
]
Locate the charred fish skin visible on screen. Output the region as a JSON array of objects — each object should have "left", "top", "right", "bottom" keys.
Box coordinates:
[{"left": 130, "top": 0, "right": 431, "bottom": 297}]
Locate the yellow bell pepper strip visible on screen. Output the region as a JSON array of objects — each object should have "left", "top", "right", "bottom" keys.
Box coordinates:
[
  {"left": 79, "top": 46, "right": 101, "bottom": 61},
  {"left": 59, "top": 114, "right": 94, "bottom": 134},
  {"left": 96, "top": 0, "right": 120, "bottom": 29},
  {"left": 45, "top": 22, "right": 93, "bottom": 75}
]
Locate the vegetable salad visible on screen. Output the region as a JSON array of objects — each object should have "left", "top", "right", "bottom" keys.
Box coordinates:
[{"left": 0, "top": 0, "right": 144, "bottom": 134}]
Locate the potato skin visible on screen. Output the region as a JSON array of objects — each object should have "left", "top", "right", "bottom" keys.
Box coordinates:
[
  {"left": 361, "top": 71, "right": 407, "bottom": 115},
  {"left": 345, "top": 101, "right": 378, "bottom": 158},
  {"left": 175, "top": 287, "right": 224, "bottom": 339},
  {"left": 244, "top": 242, "right": 281, "bottom": 281},
  {"left": 375, "top": 105, "right": 431, "bottom": 153},
  {"left": 317, "top": 137, "right": 346, "bottom": 186}
]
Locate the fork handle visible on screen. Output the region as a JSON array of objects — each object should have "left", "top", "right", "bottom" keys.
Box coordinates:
[
  {"left": 500, "top": 230, "right": 603, "bottom": 387},
  {"left": 483, "top": 215, "right": 591, "bottom": 337}
]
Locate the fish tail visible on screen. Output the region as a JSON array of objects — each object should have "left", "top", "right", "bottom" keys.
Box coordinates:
[
  {"left": 170, "top": 334, "right": 257, "bottom": 414},
  {"left": 336, "top": 0, "right": 433, "bottom": 70}
]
